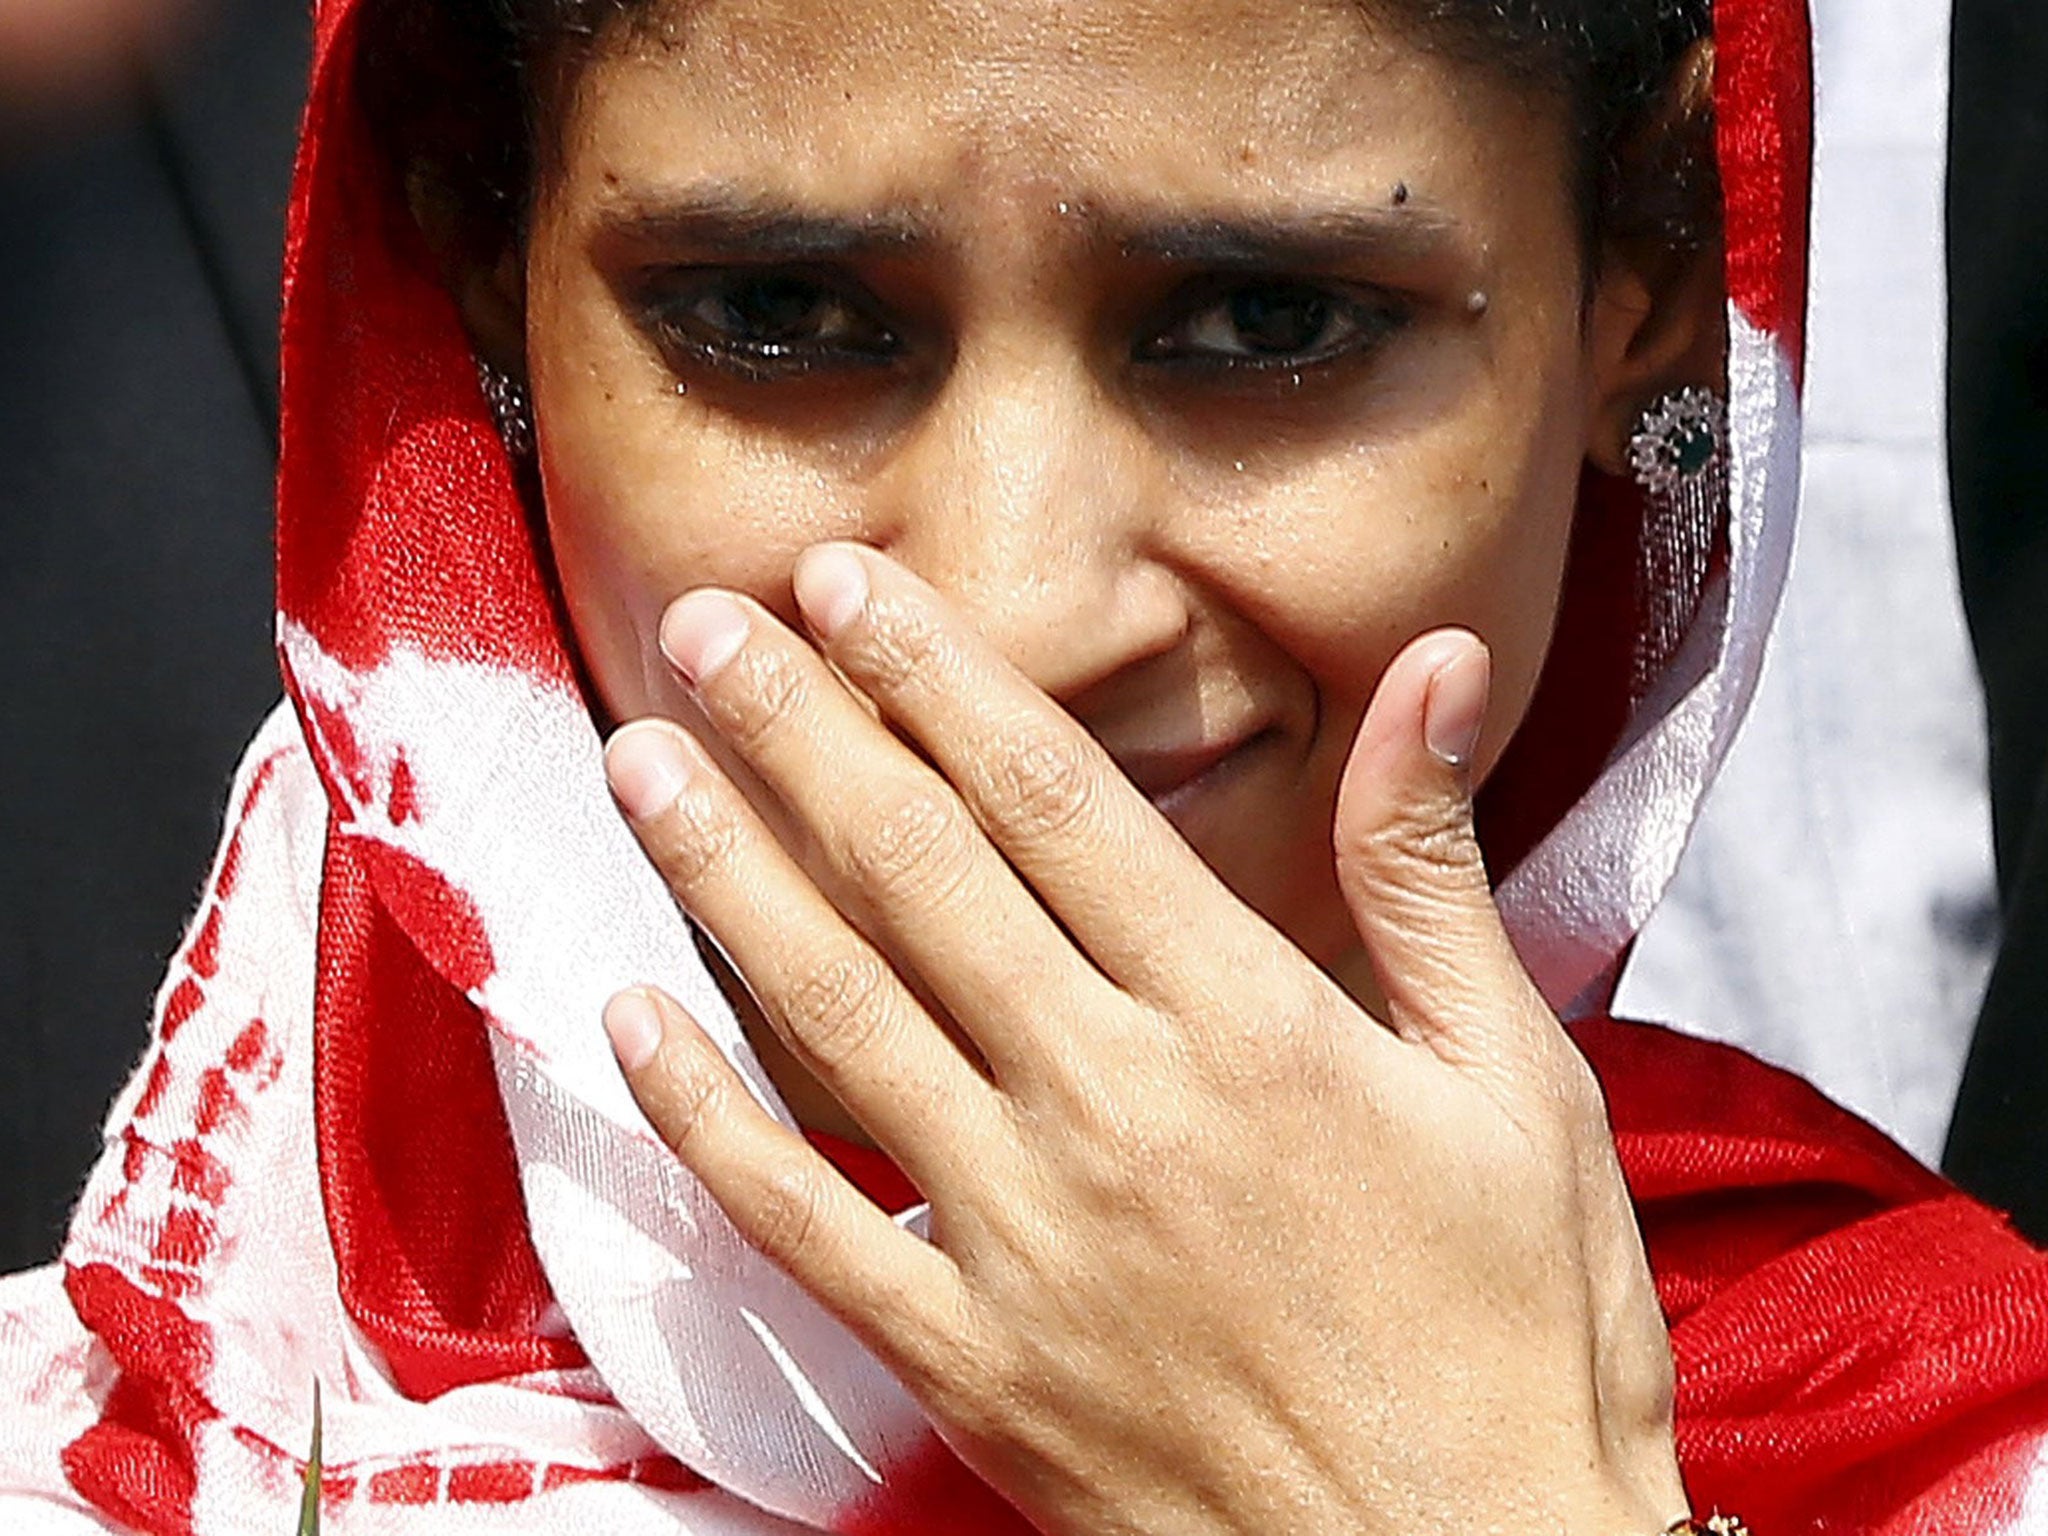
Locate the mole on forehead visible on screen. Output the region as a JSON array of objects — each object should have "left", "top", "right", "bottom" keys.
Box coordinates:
[{"left": 586, "top": 181, "right": 1468, "bottom": 271}]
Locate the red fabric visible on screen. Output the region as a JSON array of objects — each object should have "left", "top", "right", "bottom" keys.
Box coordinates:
[
  {"left": 842, "top": 1438, "right": 1036, "bottom": 1536},
  {"left": 277, "top": 0, "right": 591, "bottom": 1400},
  {"left": 810, "top": 1133, "right": 927, "bottom": 1214},
  {"left": 1586, "top": 1020, "right": 2048, "bottom": 1529},
  {"left": 1715, "top": 0, "right": 1814, "bottom": 378},
  {"left": 55, "top": 753, "right": 295, "bottom": 1533},
  {"left": 312, "top": 827, "right": 585, "bottom": 1399},
  {"left": 277, "top": 0, "right": 571, "bottom": 683},
  {"left": 50, "top": 0, "right": 2048, "bottom": 1527},
  {"left": 60, "top": 1265, "right": 217, "bottom": 1536}
]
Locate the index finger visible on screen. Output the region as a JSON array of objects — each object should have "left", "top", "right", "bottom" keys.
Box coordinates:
[{"left": 789, "top": 543, "right": 1300, "bottom": 1007}]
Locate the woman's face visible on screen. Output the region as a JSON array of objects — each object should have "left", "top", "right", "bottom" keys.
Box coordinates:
[{"left": 521, "top": 0, "right": 1652, "bottom": 993}]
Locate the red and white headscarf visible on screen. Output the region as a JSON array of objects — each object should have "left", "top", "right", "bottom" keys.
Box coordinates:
[{"left": 7, "top": 0, "right": 2048, "bottom": 1531}]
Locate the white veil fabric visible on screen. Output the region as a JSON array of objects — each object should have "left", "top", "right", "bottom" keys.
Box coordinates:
[{"left": 1500, "top": 307, "right": 1799, "bottom": 1019}]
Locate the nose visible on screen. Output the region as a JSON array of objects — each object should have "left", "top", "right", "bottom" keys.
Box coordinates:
[{"left": 863, "top": 342, "right": 1188, "bottom": 702}]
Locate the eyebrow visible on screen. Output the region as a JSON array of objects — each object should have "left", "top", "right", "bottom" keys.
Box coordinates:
[
  {"left": 593, "top": 186, "right": 1461, "bottom": 269},
  {"left": 1113, "top": 207, "right": 1462, "bottom": 268},
  {"left": 593, "top": 188, "right": 930, "bottom": 260}
]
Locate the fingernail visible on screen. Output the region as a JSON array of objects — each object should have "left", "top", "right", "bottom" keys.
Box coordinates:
[
  {"left": 660, "top": 592, "right": 750, "bottom": 686},
  {"left": 792, "top": 545, "right": 871, "bottom": 639},
  {"left": 604, "top": 990, "right": 665, "bottom": 1073},
  {"left": 1423, "top": 637, "right": 1491, "bottom": 770},
  {"left": 606, "top": 723, "right": 693, "bottom": 820}
]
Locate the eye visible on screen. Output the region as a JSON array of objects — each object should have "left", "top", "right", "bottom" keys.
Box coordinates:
[
  {"left": 643, "top": 269, "right": 900, "bottom": 379},
  {"left": 1136, "top": 278, "right": 1409, "bottom": 372}
]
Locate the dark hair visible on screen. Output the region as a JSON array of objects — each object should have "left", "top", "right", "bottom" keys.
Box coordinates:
[
  {"left": 1389, "top": 2, "right": 1718, "bottom": 249},
  {"left": 361, "top": 0, "right": 1716, "bottom": 265}
]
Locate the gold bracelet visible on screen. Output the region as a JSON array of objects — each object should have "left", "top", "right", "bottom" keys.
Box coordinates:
[{"left": 1665, "top": 1519, "right": 1750, "bottom": 1536}]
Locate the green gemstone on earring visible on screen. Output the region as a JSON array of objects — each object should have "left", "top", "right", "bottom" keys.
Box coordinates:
[{"left": 1674, "top": 425, "right": 1716, "bottom": 476}]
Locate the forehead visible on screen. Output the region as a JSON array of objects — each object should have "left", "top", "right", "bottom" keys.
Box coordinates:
[
  {"left": 555, "top": 0, "right": 1561, "bottom": 214},
  {"left": 606, "top": 0, "right": 1387, "bottom": 118}
]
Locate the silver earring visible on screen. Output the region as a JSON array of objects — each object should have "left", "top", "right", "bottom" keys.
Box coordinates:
[
  {"left": 477, "top": 359, "right": 534, "bottom": 462},
  {"left": 1627, "top": 385, "right": 1727, "bottom": 703}
]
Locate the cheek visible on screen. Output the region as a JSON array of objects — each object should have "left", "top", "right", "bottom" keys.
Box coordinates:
[
  {"left": 527, "top": 271, "right": 858, "bottom": 720},
  {"left": 1211, "top": 389, "right": 1583, "bottom": 771}
]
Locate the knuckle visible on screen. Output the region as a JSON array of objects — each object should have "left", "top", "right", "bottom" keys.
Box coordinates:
[
  {"left": 1049, "top": 1077, "right": 1204, "bottom": 1215},
  {"left": 657, "top": 1060, "right": 731, "bottom": 1160},
  {"left": 783, "top": 951, "right": 896, "bottom": 1073},
  {"left": 747, "top": 1157, "right": 830, "bottom": 1264},
  {"left": 1371, "top": 797, "right": 1478, "bottom": 869},
  {"left": 843, "top": 602, "right": 948, "bottom": 697},
  {"left": 1343, "top": 797, "right": 1486, "bottom": 899},
  {"left": 717, "top": 646, "right": 812, "bottom": 757},
  {"left": 1202, "top": 1004, "right": 1341, "bottom": 1100},
  {"left": 992, "top": 729, "right": 1102, "bottom": 845},
  {"left": 846, "top": 787, "right": 977, "bottom": 905},
  {"left": 650, "top": 794, "right": 745, "bottom": 894}
]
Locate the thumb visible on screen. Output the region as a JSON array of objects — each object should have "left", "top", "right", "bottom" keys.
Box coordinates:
[{"left": 1333, "top": 628, "right": 1543, "bottom": 1057}]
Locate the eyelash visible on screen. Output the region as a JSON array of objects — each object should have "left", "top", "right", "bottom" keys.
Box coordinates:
[
  {"left": 639, "top": 269, "right": 1411, "bottom": 385},
  {"left": 1132, "top": 277, "right": 1411, "bottom": 377},
  {"left": 643, "top": 269, "right": 901, "bottom": 383}
]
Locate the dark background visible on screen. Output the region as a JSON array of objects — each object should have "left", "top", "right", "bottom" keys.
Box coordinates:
[
  {"left": 1940, "top": 0, "right": 2048, "bottom": 1235},
  {"left": 0, "top": 0, "right": 308, "bottom": 1271}
]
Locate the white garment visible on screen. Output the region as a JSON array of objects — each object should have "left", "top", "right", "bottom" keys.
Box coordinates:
[{"left": 1618, "top": 0, "right": 1998, "bottom": 1168}]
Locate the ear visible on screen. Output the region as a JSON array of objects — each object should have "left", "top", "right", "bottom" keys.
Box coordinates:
[
  {"left": 405, "top": 164, "right": 528, "bottom": 380},
  {"left": 1583, "top": 38, "right": 1728, "bottom": 477}
]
